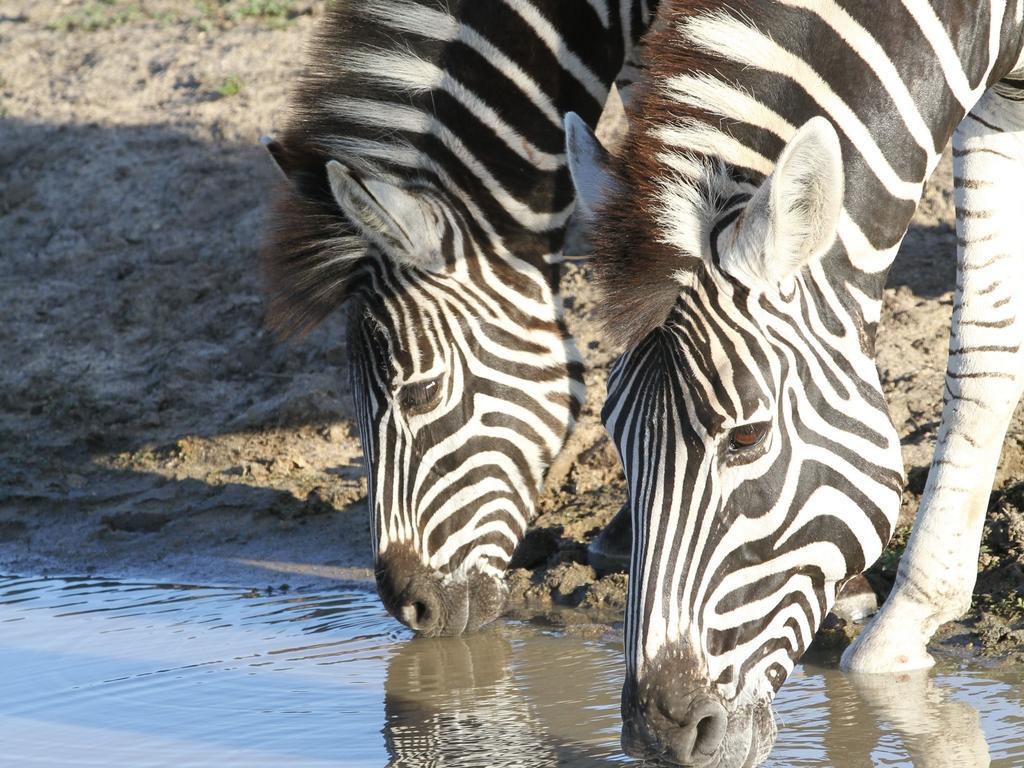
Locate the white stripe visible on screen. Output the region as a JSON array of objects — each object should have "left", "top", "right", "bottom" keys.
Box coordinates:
[
  {"left": 663, "top": 72, "right": 797, "bottom": 143},
  {"left": 500, "top": 0, "right": 609, "bottom": 104},
  {"left": 364, "top": 0, "right": 564, "bottom": 127},
  {"left": 360, "top": 0, "right": 458, "bottom": 39},
  {"left": 327, "top": 87, "right": 564, "bottom": 172},
  {"left": 338, "top": 51, "right": 572, "bottom": 232},
  {"left": 681, "top": 11, "right": 923, "bottom": 201},
  {"left": 778, "top": 0, "right": 937, "bottom": 154},
  {"left": 899, "top": 0, "right": 975, "bottom": 108}
]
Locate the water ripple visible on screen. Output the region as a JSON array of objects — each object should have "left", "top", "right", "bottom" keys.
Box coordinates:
[{"left": 0, "top": 576, "right": 1020, "bottom": 767}]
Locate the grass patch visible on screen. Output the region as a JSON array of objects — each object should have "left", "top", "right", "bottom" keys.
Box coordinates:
[
  {"left": 217, "top": 75, "right": 243, "bottom": 98},
  {"left": 231, "top": 0, "right": 296, "bottom": 21},
  {"left": 48, "top": 0, "right": 141, "bottom": 33},
  {"left": 35, "top": 0, "right": 307, "bottom": 35},
  {"left": 194, "top": 0, "right": 299, "bottom": 30}
]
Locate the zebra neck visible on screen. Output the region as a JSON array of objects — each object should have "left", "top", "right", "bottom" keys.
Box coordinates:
[
  {"left": 282, "top": 0, "right": 654, "bottom": 262},
  {"left": 635, "top": 1, "right": 1024, "bottom": 343}
]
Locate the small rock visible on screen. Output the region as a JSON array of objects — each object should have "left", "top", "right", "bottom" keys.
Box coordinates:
[
  {"left": 244, "top": 461, "right": 269, "bottom": 481},
  {"left": 323, "top": 423, "right": 348, "bottom": 443},
  {"left": 101, "top": 510, "right": 172, "bottom": 533},
  {"left": 544, "top": 561, "right": 597, "bottom": 606}
]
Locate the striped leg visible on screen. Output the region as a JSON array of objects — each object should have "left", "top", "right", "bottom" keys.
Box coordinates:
[{"left": 843, "top": 87, "right": 1024, "bottom": 673}]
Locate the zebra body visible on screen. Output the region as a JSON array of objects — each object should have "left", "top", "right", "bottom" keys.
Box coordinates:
[
  {"left": 262, "top": 0, "right": 656, "bottom": 635},
  {"left": 567, "top": 0, "right": 1024, "bottom": 764}
]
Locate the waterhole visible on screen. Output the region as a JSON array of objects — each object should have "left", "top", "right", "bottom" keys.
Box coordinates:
[{"left": 1, "top": 576, "right": 1021, "bottom": 766}]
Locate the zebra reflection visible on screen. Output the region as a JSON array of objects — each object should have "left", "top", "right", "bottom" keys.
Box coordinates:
[
  {"left": 382, "top": 628, "right": 623, "bottom": 768},
  {"left": 841, "top": 670, "right": 990, "bottom": 768},
  {"left": 382, "top": 629, "right": 997, "bottom": 767},
  {"left": 775, "top": 663, "right": 992, "bottom": 767}
]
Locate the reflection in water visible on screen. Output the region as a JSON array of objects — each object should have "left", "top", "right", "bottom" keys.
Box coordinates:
[
  {"left": 0, "top": 576, "right": 1021, "bottom": 767},
  {"left": 382, "top": 629, "right": 625, "bottom": 767},
  {"left": 848, "top": 670, "right": 989, "bottom": 767},
  {"left": 770, "top": 661, "right": 1021, "bottom": 767},
  {"left": 384, "top": 633, "right": 542, "bottom": 767}
]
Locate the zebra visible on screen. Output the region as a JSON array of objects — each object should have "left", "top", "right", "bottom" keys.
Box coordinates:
[
  {"left": 565, "top": 0, "right": 1024, "bottom": 764},
  {"left": 260, "top": 0, "right": 656, "bottom": 636}
]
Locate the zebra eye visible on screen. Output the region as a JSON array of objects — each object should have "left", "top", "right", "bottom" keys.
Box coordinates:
[
  {"left": 728, "top": 421, "right": 770, "bottom": 452},
  {"left": 398, "top": 377, "right": 442, "bottom": 415}
]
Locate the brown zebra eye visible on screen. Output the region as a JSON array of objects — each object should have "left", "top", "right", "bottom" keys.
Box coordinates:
[
  {"left": 398, "top": 377, "right": 442, "bottom": 415},
  {"left": 728, "top": 421, "right": 770, "bottom": 452}
]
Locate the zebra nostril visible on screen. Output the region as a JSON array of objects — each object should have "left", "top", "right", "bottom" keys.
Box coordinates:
[
  {"left": 692, "top": 701, "right": 728, "bottom": 756},
  {"left": 375, "top": 547, "right": 446, "bottom": 634},
  {"left": 397, "top": 590, "right": 439, "bottom": 633},
  {"left": 400, "top": 600, "right": 430, "bottom": 629},
  {"left": 647, "top": 692, "right": 728, "bottom": 765}
]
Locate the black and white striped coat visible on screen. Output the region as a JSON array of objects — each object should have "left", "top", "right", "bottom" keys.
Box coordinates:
[
  {"left": 262, "top": 0, "right": 656, "bottom": 636},
  {"left": 567, "top": 0, "right": 1024, "bottom": 765}
]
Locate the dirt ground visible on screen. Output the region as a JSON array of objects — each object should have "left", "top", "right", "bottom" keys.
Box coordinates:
[{"left": 1, "top": 1, "right": 1022, "bottom": 658}]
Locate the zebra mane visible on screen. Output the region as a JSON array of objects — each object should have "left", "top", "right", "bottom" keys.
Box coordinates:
[
  {"left": 263, "top": 0, "right": 499, "bottom": 337},
  {"left": 261, "top": 2, "right": 417, "bottom": 336},
  {"left": 593, "top": 0, "right": 763, "bottom": 348}
]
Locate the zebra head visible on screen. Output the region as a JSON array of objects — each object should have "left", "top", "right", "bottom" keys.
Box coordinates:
[
  {"left": 265, "top": 151, "right": 582, "bottom": 637},
  {"left": 567, "top": 115, "right": 903, "bottom": 765}
]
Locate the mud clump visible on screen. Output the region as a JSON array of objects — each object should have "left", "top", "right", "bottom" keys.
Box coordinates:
[
  {"left": 506, "top": 563, "right": 597, "bottom": 608},
  {"left": 972, "top": 614, "right": 1024, "bottom": 661},
  {"left": 578, "top": 573, "right": 628, "bottom": 612}
]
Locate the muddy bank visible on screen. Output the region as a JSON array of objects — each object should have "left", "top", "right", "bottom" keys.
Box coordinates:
[{"left": 1, "top": 2, "right": 1021, "bottom": 657}]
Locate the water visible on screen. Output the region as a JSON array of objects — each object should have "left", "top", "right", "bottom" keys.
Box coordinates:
[{"left": 0, "top": 576, "right": 1021, "bottom": 767}]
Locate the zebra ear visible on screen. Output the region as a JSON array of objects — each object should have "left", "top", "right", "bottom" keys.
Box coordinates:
[
  {"left": 326, "top": 160, "right": 444, "bottom": 270},
  {"left": 565, "top": 112, "right": 614, "bottom": 221},
  {"left": 724, "top": 117, "right": 844, "bottom": 288}
]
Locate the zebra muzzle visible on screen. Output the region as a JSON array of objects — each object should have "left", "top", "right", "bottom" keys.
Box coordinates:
[
  {"left": 375, "top": 546, "right": 505, "bottom": 636},
  {"left": 622, "top": 685, "right": 728, "bottom": 766},
  {"left": 620, "top": 650, "right": 770, "bottom": 768}
]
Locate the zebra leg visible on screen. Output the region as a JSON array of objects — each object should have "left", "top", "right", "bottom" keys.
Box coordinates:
[{"left": 843, "top": 86, "right": 1024, "bottom": 674}]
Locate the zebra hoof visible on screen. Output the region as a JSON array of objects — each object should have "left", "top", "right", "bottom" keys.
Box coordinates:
[
  {"left": 840, "top": 611, "right": 936, "bottom": 674},
  {"left": 831, "top": 574, "right": 881, "bottom": 623},
  {"left": 588, "top": 502, "right": 631, "bottom": 575}
]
